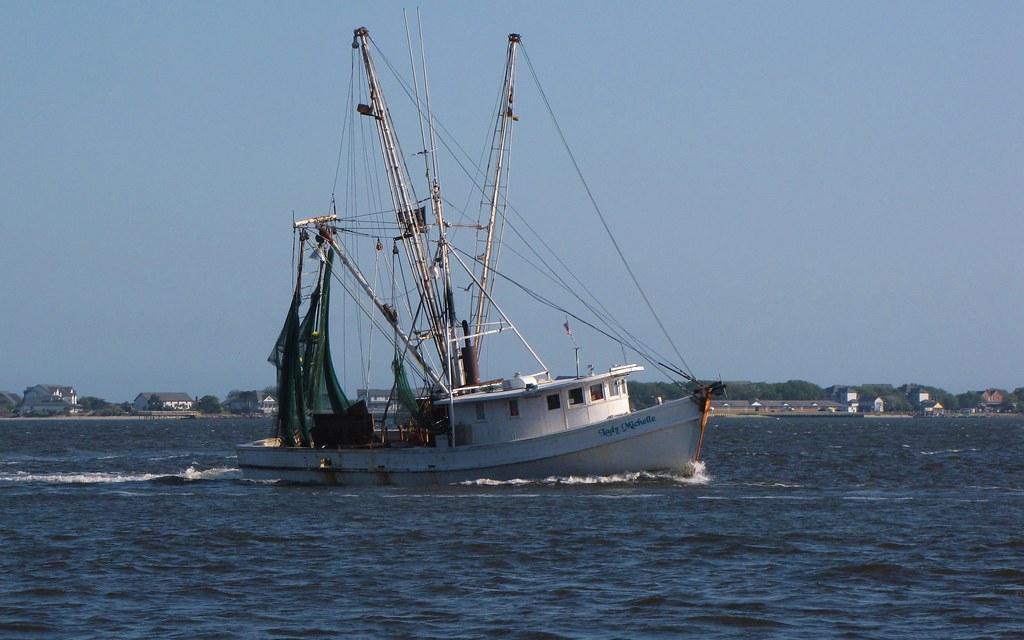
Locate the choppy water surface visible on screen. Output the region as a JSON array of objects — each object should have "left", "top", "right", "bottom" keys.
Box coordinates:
[{"left": 1, "top": 416, "right": 1022, "bottom": 639}]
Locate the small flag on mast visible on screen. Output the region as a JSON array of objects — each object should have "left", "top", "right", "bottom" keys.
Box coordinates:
[{"left": 563, "top": 319, "right": 572, "bottom": 336}]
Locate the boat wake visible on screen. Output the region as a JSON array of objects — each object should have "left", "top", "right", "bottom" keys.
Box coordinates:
[
  {"left": 0, "top": 466, "right": 241, "bottom": 485},
  {"left": 179, "top": 465, "right": 242, "bottom": 481},
  {"left": 461, "top": 461, "right": 711, "bottom": 487}
]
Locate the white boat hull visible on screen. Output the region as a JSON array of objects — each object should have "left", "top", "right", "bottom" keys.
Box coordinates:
[{"left": 236, "top": 396, "right": 705, "bottom": 486}]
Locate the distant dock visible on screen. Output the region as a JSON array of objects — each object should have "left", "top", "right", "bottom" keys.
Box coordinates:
[{"left": 137, "top": 410, "right": 198, "bottom": 419}]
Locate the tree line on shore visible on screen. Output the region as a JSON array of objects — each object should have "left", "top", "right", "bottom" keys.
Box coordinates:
[
  {"left": 6, "top": 381, "right": 1022, "bottom": 417},
  {"left": 627, "top": 380, "right": 1024, "bottom": 413},
  {"left": 0, "top": 388, "right": 277, "bottom": 418}
]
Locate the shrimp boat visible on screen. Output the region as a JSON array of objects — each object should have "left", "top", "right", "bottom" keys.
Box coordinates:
[{"left": 236, "top": 26, "right": 723, "bottom": 485}]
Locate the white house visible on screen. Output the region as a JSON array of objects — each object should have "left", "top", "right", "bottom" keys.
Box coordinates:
[
  {"left": 825, "top": 386, "right": 860, "bottom": 412},
  {"left": 903, "top": 386, "right": 931, "bottom": 407},
  {"left": 858, "top": 396, "right": 885, "bottom": 413},
  {"left": 19, "top": 385, "right": 80, "bottom": 414},
  {"left": 258, "top": 395, "right": 278, "bottom": 415},
  {"left": 134, "top": 392, "right": 194, "bottom": 411}
]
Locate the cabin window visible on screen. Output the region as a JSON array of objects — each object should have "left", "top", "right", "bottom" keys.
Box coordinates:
[
  {"left": 475, "top": 403, "right": 486, "bottom": 421},
  {"left": 590, "top": 384, "right": 604, "bottom": 401},
  {"left": 546, "top": 394, "right": 561, "bottom": 411},
  {"left": 509, "top": 399, "right": 520, "bottom": 417},
  {"left": 608, "top": 380, "right": 621, "bottom": 397},
  {"left": 568, "top": 387, "right": 585, "bottom": 406}
]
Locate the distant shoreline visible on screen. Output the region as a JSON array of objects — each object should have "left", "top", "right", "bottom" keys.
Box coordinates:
[
  {"left": 712, "top": 412, "right": 1018, "bottom": 419},
  {"left": 0, "top": 414, "right": 271, "bottom": 421},
  {"left": 2, "top": 412, "right": 1016, "bottom": 423}
]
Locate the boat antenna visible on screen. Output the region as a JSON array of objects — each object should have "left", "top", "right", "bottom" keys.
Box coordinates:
[
  {"left": 520, "top": 46, "right": 696, "bottom": 381},
  {"left": 564, "top": 316, "right": 581, "bottom": 378}
]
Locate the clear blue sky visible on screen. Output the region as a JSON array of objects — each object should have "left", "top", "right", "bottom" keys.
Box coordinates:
[{"left": 2, "top": 1, "right": 1020, "bottom": 401}]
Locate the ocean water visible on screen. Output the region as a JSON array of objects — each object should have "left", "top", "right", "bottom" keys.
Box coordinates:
[{"left": 1, "top": 416, "right": 1022, "bottom": 639}]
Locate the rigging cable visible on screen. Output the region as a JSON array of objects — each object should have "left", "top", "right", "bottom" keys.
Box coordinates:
[
  {"left": 495, "top": 231, "right": 681, "bottom": 377},
  {"left": 331, "top": 53, "right": 359, "bottom": 206},
  {"left": 520, "top": 45, "right": 696, "bottom": 381},
  {"left": 448, "top": 244, "right": 694, "bottom": 384}
]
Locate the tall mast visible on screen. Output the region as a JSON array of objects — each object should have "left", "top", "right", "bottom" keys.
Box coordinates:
[
  {"left": 405, "top": 13, "right": 462, "bottom": 389},
  {"left": 471, "top": 33, "right": 521, "bottom": 358},
  {"left": 353, "top": 27, "right": 450, "bottom": 379}
]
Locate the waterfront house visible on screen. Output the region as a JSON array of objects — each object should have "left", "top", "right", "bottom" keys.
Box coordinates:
[
  {"left": 226, "top": 390, "right": 260, "bottom": 413},
  {"left": 710, "top": 399, "right": 847, "bottom": 414},
  {"left": 979, "top": 389, "right": 1009, "bottom": 412},
  {"left": 134, "top": 392, "right": 194, "bottom": 411},
  {"left": 824, "top": 386, "right": 860, "bottom": 412},
  {"left": 901, "top": 385, "right": 931, "bottom": 408},
  {"left": 758, "top": 400, "right": 847, "bottom": 413},
  {"left": 19, "top": 385, "right": 80, "bottom": 414},
  {"left": 258, "top": 395, "right": 278, "bottom": 415},
  {"left": 825, "top": 385, "right": 858, "bottom": 403},
  {"left": 709, "top": 400, "right": 751, "bottom": 414},
  {"left": 981, "top": 389, "right": 1004, "bottom": 404},
  {"left": 858, "top": 396, "right": 885, "bottom": 413}
]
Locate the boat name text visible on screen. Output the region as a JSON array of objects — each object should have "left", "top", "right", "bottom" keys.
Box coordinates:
[{"left": 600, "top": 415, "right": 655, "bottom": 437}]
